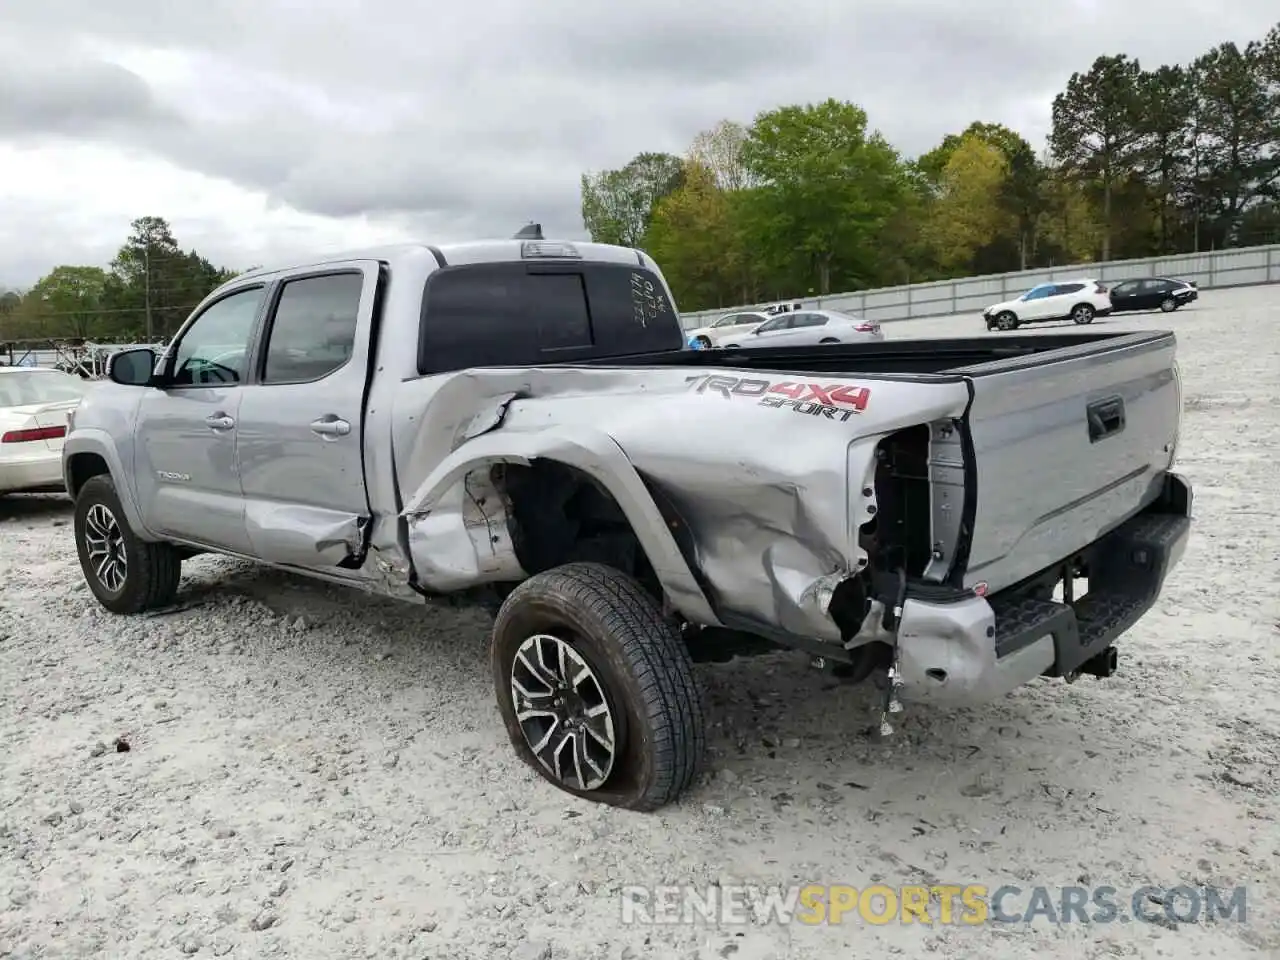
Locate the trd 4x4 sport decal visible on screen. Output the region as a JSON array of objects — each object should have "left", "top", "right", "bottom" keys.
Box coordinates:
[{"left": 684, "top": 374, "right": 871, "bottom": 422}]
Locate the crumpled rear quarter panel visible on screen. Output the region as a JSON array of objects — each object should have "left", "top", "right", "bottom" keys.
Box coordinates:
[{"left": 393, "top": 365, "right": 968, "bottom": 643}]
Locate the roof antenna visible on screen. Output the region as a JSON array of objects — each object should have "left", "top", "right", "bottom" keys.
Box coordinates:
[{"left": 513, "top": 222, "right": 543, "bottom": 240}]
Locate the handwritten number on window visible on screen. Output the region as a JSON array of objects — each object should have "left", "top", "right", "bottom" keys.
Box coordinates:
[{"left": 630, "top": 273, "right": 668, "bottom": 328}]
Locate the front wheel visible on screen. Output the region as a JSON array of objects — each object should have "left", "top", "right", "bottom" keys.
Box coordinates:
[
  {"left": 491, "top": 562, "right": 705, "bottom": 811},
  {"left": 73, "top": 474, "right": 182, "bottom": 614},
  {"left": 1072, "top": 304, "right": 1096, "bottom": 324},
  {"left": 994, "top": 311, "right": 1018, "bottom": 331}
]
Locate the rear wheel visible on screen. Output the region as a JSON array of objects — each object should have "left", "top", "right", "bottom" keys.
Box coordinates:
[
  {"left": 1160, "top": 297, "right": 1177, "bottom": 312},
  {"left": 819, "top": 337, "right": 839, "bottom": 344},
  {"left": 73, "top": 474, "right": 182, "bottom": 614},
  {"left": 994, "top": 311, "right": 1018, "bottom": 331},
  {"left": 1072, "top": 303, "right": 1095, "bottom": 324},
  {"left": 491, "top": 562, "right": 705, "bottom": 811}
]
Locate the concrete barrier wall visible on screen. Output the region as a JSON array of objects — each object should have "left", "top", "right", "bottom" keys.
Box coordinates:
[{"left": 677, "top": 242, "right": 1280, "bottom": 331}]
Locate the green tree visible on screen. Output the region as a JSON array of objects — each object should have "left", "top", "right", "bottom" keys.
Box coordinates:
[
  {"left": 643, "top": 162, "right": 740, "bottom": 309},
  {"left": 923, "top": 134, "right": 1015, "bottom": 272},
  {"left": 915, "top": 122, "right": 1043, "bottom": 272},
  {"left": 741, "top": 98, "right": 909, "bottom": 294},
  {"left": 579, "top": 152, "right": 685, "bottom": 247},
  {"left": 24, "top": 266, "right": 110, "bottom": 339},
  {"left": 110, "top": 216, "right": 237, "bottom": 340},
  {"left": 1051, "top": 53, "right": 1145, "bottom": 259},
  {"left": 1037, "top": 164, "right": 1105, "bottom": 264},
  {"left": 1135, "top": 65, "right": 1195, "bottom": 252},
  {"left": 1191, "top": 38, "right": 1280, "bottom": 245}
]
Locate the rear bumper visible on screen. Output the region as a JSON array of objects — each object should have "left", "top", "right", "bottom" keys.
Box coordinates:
[
  {"left": 895, "top": 471, "right": 1192, "bottom": 705},
  {"left": 0, "top": 450, "right": 66, "bottom": 493}
]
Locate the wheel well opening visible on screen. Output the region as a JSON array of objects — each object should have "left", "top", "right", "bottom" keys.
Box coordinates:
[
  {"left": 67, "top": 453, "right": 109, "bottom": 498},
  {"left": 498, "top": 460, "right": 661, "bottom": 599}
]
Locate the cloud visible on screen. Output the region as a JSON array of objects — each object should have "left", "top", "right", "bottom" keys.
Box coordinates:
[
  {"left": 0, "top": 0, "right": 1277, "bottom": 285},
  {"left": 0, "top": 40, "right": 180, "bottom": 140}
]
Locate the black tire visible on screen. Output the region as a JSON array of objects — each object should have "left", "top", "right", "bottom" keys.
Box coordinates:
[
  {"left": 1071, "top": 303, "right": 1095, "bottom": 324},
  {"left": 1160, "top": 297, "right": 1177, "bottom": 312},
  {"left": 722, "top": 343, "right": 739, "bottom": 349},
  {"left": 819, "top": 337, "right": 839, "bottom": 344},
  {"left": 995, "top": 311, "right": 1018, "bottom": 331},
  {"left": 73, "top": 474, "right": 182, "bottom": 614},
  {"left": 491, "top": 561, "right": 705, "bottom": 811}
]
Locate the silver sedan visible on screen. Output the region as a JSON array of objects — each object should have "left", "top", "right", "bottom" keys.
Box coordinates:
[{"left": 717, "top": 308, "right": 883, "bottom": 348}]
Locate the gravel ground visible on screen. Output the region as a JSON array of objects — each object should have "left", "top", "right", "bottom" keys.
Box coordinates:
[{"left": 2, "top": 285, "right": 1278, "bottom": 960}]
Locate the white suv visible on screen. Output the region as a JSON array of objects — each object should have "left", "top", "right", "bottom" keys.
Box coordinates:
[{"left": 983, "top": 279, "right": 1112, "bottom": 331}]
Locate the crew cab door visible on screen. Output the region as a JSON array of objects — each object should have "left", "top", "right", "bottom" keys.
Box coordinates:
[
  {"left": 1015, "top": 285, "right": 1055, "bottom": 320},
  {"left": 743, "top": 314, "right": 794, "bottom": 345},
  {"left": 232, "top": 262, "right": 379, "bottom": 569},
  {"left": 134, "top": 283, "right": 267, "bottom": 554},
  {"left": 1109, "top": 280, "right": 1142, "bottom": 311}
]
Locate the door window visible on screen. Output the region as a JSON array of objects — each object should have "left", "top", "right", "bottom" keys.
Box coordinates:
[
  {"left": 1052, "top": 283, "right": 1085, "bottom": 295},
  {"left": 1141, "top": 279, "right": 1170, "bottom": 292},
  {"left": 169, "top": 287, "right": 265, "bottom": 386},
  {"left": 791, "top": 313, "right": 828, "bottom": 328},
  {"left": 418, "top": 262, "right": 679, "bottom": 373},
  {"left": 1021, "top": 285, "right": 1054, "bottom": 301},
  {"left": 752, "top": 316, "right": 790, "bottom": 333},
  {"left": 261, "top": 273, "right": 363, "bottom": 384},
  {"left": 1111, "top": 281, "right": 1139, "bottom": 295}
]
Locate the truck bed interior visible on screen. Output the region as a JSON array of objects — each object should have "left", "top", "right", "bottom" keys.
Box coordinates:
[{"left": 579, "top": 329, "right": 1172, "bottom": 378}]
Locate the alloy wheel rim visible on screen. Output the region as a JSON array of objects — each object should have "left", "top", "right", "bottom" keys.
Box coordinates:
[
  {"left": 84, "top": 503, "right": 127, "bottom": 592},
  {"left": 510, "top": 633, "right": 617, "bottom": 791}
]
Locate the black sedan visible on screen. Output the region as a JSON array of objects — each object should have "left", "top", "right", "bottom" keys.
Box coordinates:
[{"left": 1107, "top": 276, "right": 1199, "bottom": 314}]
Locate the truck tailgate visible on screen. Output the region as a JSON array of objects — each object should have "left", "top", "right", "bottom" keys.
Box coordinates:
[{"left": 956, "top": 331, "right": 1181, "bottom": 593}]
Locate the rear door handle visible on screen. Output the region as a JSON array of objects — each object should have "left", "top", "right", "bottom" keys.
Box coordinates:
[
  {"left": 1087, "top": 396, "right": 1125, "bottom": 443},
  {"left": 310, "top": 416, "right": 351, "bottom": 439},
  {"left": 205, "top": 413, "right": 235, "bottom": 431}
]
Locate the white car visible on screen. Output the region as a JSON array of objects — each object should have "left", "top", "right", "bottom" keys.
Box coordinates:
[
  {"left": 718, "top": 308, "right": 883, "bottom": 348},
  {"left": 0, "top": 366, "right": 89, "bottom": 495},
  {"left": 684, "top": 310, "right": 771, "bottom": 349},
  {"left": 982, "top": 278, "right": 1113, "bottom": 331}
]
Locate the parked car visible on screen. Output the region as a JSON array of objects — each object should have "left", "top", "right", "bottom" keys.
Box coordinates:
[
  {"left": 0, "top": 366, "right": 89, "bottom": 495},
  {"left": 684, "top": 310, "right": 772, "bottom": 349},
  {"left": 1107, "top": 277, "right": 1198, "bottom": 314},
  {"left": 64, "top": 235, "right": 1191, "bottom": 811},
  {"left": 718, "top": 308, "right": 883, "bottom": 348},
  {"left": 982, "top": 278, "right": 1112, "bottom": 331}
]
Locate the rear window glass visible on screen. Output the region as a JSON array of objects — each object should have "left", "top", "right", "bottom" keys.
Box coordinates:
[
  {"left": 418, "top": 262, "right": 681, "bottom": 373},
  {"left": 0, "top": 370, "right": 87, "bottom": 405}
]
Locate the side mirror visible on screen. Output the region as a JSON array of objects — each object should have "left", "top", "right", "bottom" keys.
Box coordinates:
[{"left": 107, "top": 348, "right": 158, "bottom": 386}]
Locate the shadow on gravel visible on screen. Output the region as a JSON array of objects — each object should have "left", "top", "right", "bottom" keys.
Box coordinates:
[{"left": 0, "top": 493, "right": 73, "bottom": 522}]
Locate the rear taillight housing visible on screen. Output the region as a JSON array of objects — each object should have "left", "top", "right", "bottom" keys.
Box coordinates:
[
  {"left": 1, "top": 425, "right": 66, "bottom": 443},
  {"left": 855, "top": 323, "right": 879, "bottom": 333}
]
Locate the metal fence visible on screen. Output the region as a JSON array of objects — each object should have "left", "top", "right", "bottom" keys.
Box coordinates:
[{"left": 678, "top": 242, "right": 1280, "bottom": 331}]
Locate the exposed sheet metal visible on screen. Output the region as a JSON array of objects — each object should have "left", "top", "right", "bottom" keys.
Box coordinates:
[{"left": 392, "top": 365, "right": 970, "bottom": 645}]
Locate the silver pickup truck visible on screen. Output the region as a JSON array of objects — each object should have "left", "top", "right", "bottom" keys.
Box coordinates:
[{"left": 63, "top": 232, "right": 1192, "bottom": 810}]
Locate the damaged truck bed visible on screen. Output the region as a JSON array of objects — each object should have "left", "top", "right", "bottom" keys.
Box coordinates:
[{"left": 64, "top": 235, "right": 1192, "bottom": 811}]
